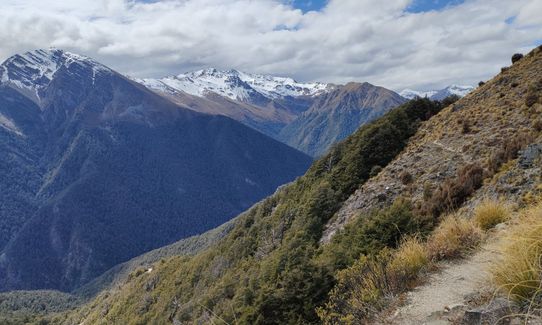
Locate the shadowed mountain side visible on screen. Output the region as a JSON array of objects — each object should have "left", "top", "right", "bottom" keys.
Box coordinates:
[
  {"left": 278, "top": 82, "right": 406, "bottom": 156},
  {"left": 0, "top": 49, "right": 312, "bottom": 292}
]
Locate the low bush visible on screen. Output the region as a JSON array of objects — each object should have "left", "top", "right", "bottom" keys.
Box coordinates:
[
  {"left": 440, "top": 95, "right": 460, "bottom": 107},
  {"left": 526, "top": 94, "right": 538, "bottom": 107},
  {"left": 399, "top": 171, "right": 413, "bottom": 185},
  {"left": 487, "top": 132, "right": 534, "bottom": 173},
  {"left": 426, "top": 214, "right": 482, "bottom": 261},
  {"left": 324, "top": 198, "right": 424, "bottom": 269},
  {"left": 474, "top": 200, "right": 510, "bottom": 230},
  {"left": 492, "top": 204, "right": 542, "bottom": 308},
  {"left": 426, "top": 163, "right": 485, "bottom": 217},
  {"left": 460, "top": 119, "right": 472, "bottom": 134}
]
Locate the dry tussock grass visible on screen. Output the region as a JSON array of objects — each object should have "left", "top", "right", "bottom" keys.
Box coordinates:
[
  {"left": 493, "top": 204, "right": 542, "bottom": 310},
  {"left": 474, "top": 199, "right": 511, "bottom": 230},
  {"left": 427, "top": 214, "right": 483, "bottom": 261}
]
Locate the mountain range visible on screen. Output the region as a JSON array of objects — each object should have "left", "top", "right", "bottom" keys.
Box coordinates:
[
  {"left": 0, "top": 49, "right": 312, "bottom": 292},
  {"left": 0, "top": 48, "right": 475, "bottom": 307},
  {"left": 399, "top": 84, "right": 474, "bottom": 101},
  {"left": 140, "top": 69, "right": 411, "bottom": 156}
]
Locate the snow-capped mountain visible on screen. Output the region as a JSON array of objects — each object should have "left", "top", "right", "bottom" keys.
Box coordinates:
[
  {"left": 139, "top": 68, "right": 333, "bottom": 102},
  {"left": 0, "top": 48, "right": 312, "bottom": 293},
  {"left": 0, "top": 49, "right": 110, "bottom": 105},
  {"left": 399, "top": 89, "right": 438, "bottom": 100},
  {"left": 400, "top": 85, "right": 474, "bottom": 100}
]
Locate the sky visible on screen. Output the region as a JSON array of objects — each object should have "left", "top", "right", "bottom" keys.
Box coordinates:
[{"left": 0, "top": 0, "right": 541, "bottom": 91}]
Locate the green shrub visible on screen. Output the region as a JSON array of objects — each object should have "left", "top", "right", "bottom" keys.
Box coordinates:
[{"left": 325, "top": 198, "right": 427, "bottom": 269}]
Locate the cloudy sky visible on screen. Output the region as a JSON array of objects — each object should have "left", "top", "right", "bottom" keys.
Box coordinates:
[{"left": 0, "top": 0, "right": 541, "bottom": 91}]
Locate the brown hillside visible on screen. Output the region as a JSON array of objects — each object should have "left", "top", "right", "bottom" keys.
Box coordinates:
[{"left": 323, "top": 46, "right": 542, "bottom": 242}]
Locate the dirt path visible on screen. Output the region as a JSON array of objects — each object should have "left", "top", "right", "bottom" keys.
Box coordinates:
[{"left": 386, "top": 238, "right": 501, "bottom": 325}]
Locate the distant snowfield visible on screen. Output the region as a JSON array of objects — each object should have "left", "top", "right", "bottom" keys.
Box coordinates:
[
  {"left": 400, "top": 85, "right": 474, "bottom": 100},
  {"left": 139, "top": 68, "right": 333, "bottom": 101}
]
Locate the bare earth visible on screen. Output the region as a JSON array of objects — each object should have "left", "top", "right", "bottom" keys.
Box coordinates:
[{"left": 386, "top": 238, "right": 501, "bottom": 325}]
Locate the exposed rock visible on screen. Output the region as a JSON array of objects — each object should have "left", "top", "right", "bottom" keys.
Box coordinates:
[
  {"left": 462, "top": 298, "right": 516, "bottom": 325},
  {"left": 519, "top": 143, "right": 542, "bottom": 169}
]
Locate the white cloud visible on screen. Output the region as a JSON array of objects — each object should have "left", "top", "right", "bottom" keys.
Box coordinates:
[{"left": 0, "top": 0, "right": 540, "bottom": 90}]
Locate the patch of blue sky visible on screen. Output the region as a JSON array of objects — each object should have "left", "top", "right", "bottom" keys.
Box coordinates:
[
  {"left": 406, "top": 0, "right": 465, "bottom": 13},
  {"left": 288, "top": 0, "right": 327, "bottom": 13}
]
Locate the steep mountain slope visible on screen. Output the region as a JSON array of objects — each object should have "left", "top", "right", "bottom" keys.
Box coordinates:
[
  {"left": 400, "top": 84, "right": 474, "bottom": 100},
  {"left": 54, "top": 97, "right": 445, "bottom": 324},
  {"left": 325, "top": 51, "right": 539, "bottom": 239},
  {"left": 0, "top": 49, "right": 312, "bottom": 293},
  {"left": 278, "top": 82, "right": 406, "bottom": 156},
  {"left": 51, "top": 46, "right": 542, "bottom": 325}
]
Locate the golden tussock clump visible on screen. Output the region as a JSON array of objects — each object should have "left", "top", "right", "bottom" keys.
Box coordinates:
[
  {"left": 492, "top": 204, "right": 542, "bottom": 307},
  {"left": 426, "top": 214, "right": 483, "bottom": 261},
  {"left": 388, "top": 236, "right": 429, "bottom": 282},
  {"left": 473, "top": 199, "right": 511, "bottom": 230}
]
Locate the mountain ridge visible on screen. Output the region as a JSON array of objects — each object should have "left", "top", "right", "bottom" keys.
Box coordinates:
[
  {"left": 141, "top": 70, "right": 407, "bottom": 156},
  {"left": 278, "top": 82, "right": 407, "bottom": 156}
]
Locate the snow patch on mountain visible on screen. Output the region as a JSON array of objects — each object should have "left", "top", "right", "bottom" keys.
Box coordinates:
[
  {"left": 0, "top": 113, "right": 23, "bottom": 137},
  {"left": 400, "top": 85, "right": 474, "bottom": 100},
  {"left": 399, "top": 89, "right": 438, "bottom": 100},
  {"left": 431, "top": 85, "right": 474, "bottom": 100},
  {"left": 139, "top": 68, "right": 332, "bottom": 101},
  {"left": 0, "top": 49, "right": 111, "bottom": 104}
]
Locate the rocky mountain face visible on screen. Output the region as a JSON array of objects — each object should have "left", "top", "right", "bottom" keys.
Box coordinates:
[
  {"left": 278, "top": 82, "right": 407, "bottom": 157},
  {"left": 0, "top": 49, "right": 312, "bottom": 292},
  {"left": 400, "top": 84, "right": 474, "bottom": 100},
  {"left": 140, "top": 70, "right": 406, "bottom": 157},
  {"left": 53, "top": 47, "right": 542, "bottom": 325}
]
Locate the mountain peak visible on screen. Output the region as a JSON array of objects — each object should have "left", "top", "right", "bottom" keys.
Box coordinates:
[{"left": 0, "top": 49, "right": 112, "bottom": 104}]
